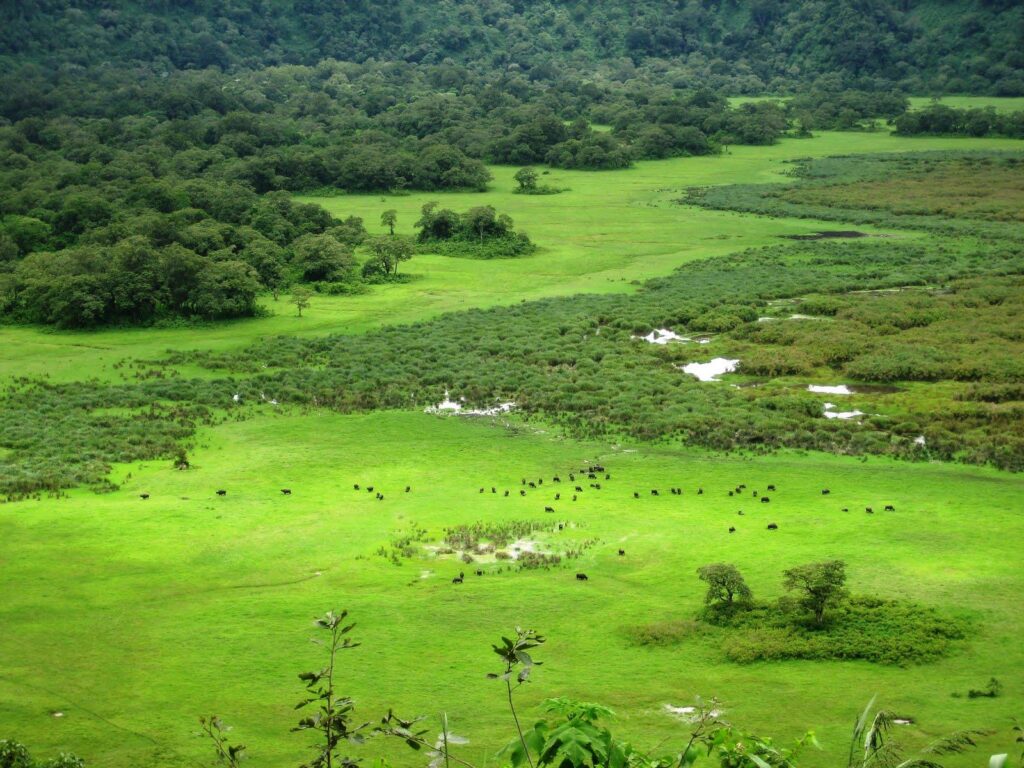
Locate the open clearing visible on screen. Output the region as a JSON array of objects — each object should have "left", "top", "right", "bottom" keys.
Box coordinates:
[{"left": 1, "top": 411, "right": 1022, "bottom": 768}]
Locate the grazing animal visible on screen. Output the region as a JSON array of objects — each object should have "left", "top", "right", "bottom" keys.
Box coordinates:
[
  {"left": 553, "top": 476, "right": 561, "bottom": 483},
  {"left": 588, "top": 473, "right": 597, "bottom": 479},
  {"left": 479, "top": 488, "right": 485, "bottom": 493},
  {"left": 491, "top": 487, "right": 496, "bottom": 493},
  {"left": 475, "top": 569, "right": 483, "bottom": 576},
  {"left": 504, "top": 490, "right": 510, "bottom": 497},
  {"left": 555, "top": 493, "right": 561, "bottom": 500},
  {"left": 651, "top": 489, "right": 659, "bottom": 496},
  {"left": 405, "top": 486, "right": 411, "bottom": 493},
  {"left": 459, "top": 571, "right": 464, "bottom": 579},
  {"left": 737, "top": 510, "right": 744, "bottom": 515},
  {"left": 522, "top": 478, "right": 526, "bottom": 485},
  {"left": 821, "top": 489, "right": 830, "bottom": 495},
  {"left": 452, "top": 577, "right": 463, "bottom": 584},
  {"left": 633, "top": 492, "right": 640, "bottom": 499},
  {"left": 767, "top": 523, "right": 778, "bottom": 530},
  {"left": 605, "top": 473, "right": 611, "bottom": 480},
  {"left": 520, "top": 490, "right": 527, "bottom": 496},
  {"left": 538, "top": 479, "right": 544, "bottom": 485},
  {"left": 367, "top": 486, "right": 374, "bottom": 492},
  {"left": 216, "top": 490, "right": 227, "bottom": 496},
  {"left": 865, "top": 507, "right": 874, "bottom": 514},
  {"left": 544, "top": 506, "right": 555, "bottom": 513},
  {"left": 529, "top": 482, "right": 536, "bottom": 488},
  {"left": 353, "top": 484, "right": 360, "bottom": 490},
  {"left": 572, "top": 495, "right": 577, "bottom": 501},
  {"left": 761, "top": 496, "right": 770, "bottom": 504},
  {"left": 591, "top": 483, "right": 601, "bottom": 490},
  {"left": 575, "top": 573, "right": 589, "bottom": 581},
  {"left": 569, "top": 473, "right": 575, "bottom": 481},
  {"left": 728, "top": 491, "right": 734, "bottom": 496},
  {"left": 618, "top": 549, "right": 625, "bottom": 556},
  {"left": 139, "top": 493, "right": 150, "bottom": 500},
  {"left": 558, "top": 523, "right": 564, "bottom": 530},
  {"left": 884, "top": 504, "right": 896, "bottom": 512},
  {"left": 729, "top": 527, "right": 736, "bottom": 533},
  {"left": 376, "top": 493, "right": 384, "bottom": 500},
  {"left": 842, "top": 507, "right": 849, "bottom": 512},
  {"left": 767, "top": 484, "right": 776, "bottom": 491},
  {"left": 575, "top": 485, "right": 583, "bottom": 492},
  {"left": 752, "top": 490, "right": 758, "bottom": 497},
  {"left": 281, "top": 489, "right": 291, "bottom": 495},
  {"left": 697, "top": 488, "right": 704, "bottom": 495}
]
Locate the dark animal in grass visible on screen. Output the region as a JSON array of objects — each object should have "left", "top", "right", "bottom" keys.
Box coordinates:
[
  {"left": 821, "top": 489, "right": 830, "bottom": 495},
  {"left": 569, "top": 473, "right": 575, "bottom": 481},
  {"left": 697, "top": 488, "right": 704, "bottom": 495},
  {"left": 761, "top": 496, "right": 770, "bottom": 503},
  {"left": 139, "top": 493, "right": 149, "bottom": 500},
  {"left": 651, "top": 489, "right": 659, "bottom": 496},
  {"left": 459, "top": 571, "right": 464, "bottom": 579},
  {"left": 504, "top": 490, "right": 510, "bottom": 497},
  {"left": 529, "top": 482, "right": 536, "bottom": 488},
  {"left": 728, "top": 491, "right": 734, "bottom": 496},
  {"left": 216, "top": 490, "right": 227, "bottom": 496},
  {"left": 634, "top": 492, "right": 640, "bottom": 499},
  {"left": 575, "top": 485, "right": 583, "bottom": 492},
  {"left": 885, "top": 504, "right": 896, "bottom": 511},
  {"left": 538, "top": 479, "right": 543, "bottom": 485},
  {"left": 588, "top": 473, "right": 597, "bottom": 479},
  {"left": 545, "top": 506, "right": 555, "bottom": 513},
  {"left": 405, "top": 486, "right": 411, "bottom": 493},
  {"left": 521, "top": 478, "right": 526, "bottom": 485},
  {"left": 618, "top": 549, "right": 625, "bottom": 556},
  {"left": 281, "top": 489, "right": 291, "bottom": 495},
  {"left": 367, "top": 486, "right": 374, "bottom": 492},
  {"left": 842, "top": 507, "right": 849, "bottom": 512},
  {"left": 576, "top": 573, "right": 589, "bottom": 581},
  {"left": 767, "top": 484, "right": 776, "bottom": 491},
  {"left": 591, "top": 483, "right": 601, "bottom": 490},
  {"left": 479, "top": 488, "right": 485, "bottom": 493},
  {"left": 520, "top": 490, "right": 527, "bottom": 496},
  {"left": 737, "top": 510, "right": 744, "bottom": 515},
  {"left": 729, "top": 527, "right": 736, "bottom": 533},
  {"left": 452, "top": 576, "right": 463, "bottom": 584},
  {"left": 475, "top": 569, "right": 483, "bottom": 576},
  {"left": 555, "top": 493, "right": 560, "bottom": 500},
  {"left": 376, "top": 493, "right": 384, "bottom": 500},
  {"left": 865, "top": 507, "right": 874, "bottom": 514},
  {"left": 554, "top": 476, "right": 561, "bottom": 483},
  {"left": 572, "top": 495, "right": 577, "bottom": 501},
  {"left": 558, "top": 523, "right": 564, "bottom": 530},
  {"left": 753, "top": 490, "right": 758, "bottom": 497},
  {"left": 767, "top": 523, "right": 778, "bottom": 530},
  {"left": 354, "top": 484, "right": 360, "bottom": 490}
]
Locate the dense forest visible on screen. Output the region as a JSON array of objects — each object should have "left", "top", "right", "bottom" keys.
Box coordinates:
[{"left": 3, "top": 0, "right": 1022, "bottom": 95}]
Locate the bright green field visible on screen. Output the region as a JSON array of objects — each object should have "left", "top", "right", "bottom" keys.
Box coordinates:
[
  {"left": 907, "top": 96, "right": 1024, "bottom": 113},
  {"left": 2, "top": 130, "right": 1020, "bottom": 385},
  {"left": 1, "top": 411, "right": 1022, "bottom": 768},
  {"left": 2, "top": 128, "right": 1024, "bottom": 767}
]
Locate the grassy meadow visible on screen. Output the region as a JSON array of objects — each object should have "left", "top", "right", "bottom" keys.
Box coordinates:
[
  {"left": 2, "top": 125, "right": 1024, "bottom": 767},
  {"left": 1, "top": 411, "right": 1022, "bottom": 768},
  {"left": 2, "top": 130, "right": 1022, "bottom": 385}
]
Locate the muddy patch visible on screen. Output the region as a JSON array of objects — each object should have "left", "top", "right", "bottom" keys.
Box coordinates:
[
  {"left": 680, "top": 358, "right": 739, "bottom": 382},
  {"left": 784, "top": 230, "right": 871, "bottom": 241}
]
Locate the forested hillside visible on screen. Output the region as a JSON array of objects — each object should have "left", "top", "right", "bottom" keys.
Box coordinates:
[{"left": 2, "top": 0, "right": 1022, "bottom": 94}]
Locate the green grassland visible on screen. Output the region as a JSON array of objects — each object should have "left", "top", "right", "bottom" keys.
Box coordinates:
[
  {"left": 2, "top": 130, "right": 1020, "bottom": 386},
  {"left": 1, "top": 411, "right": 1021, "bottom": 768},
  {"left": 2, "top": 126, "right": 1024, "bottom": 768}
]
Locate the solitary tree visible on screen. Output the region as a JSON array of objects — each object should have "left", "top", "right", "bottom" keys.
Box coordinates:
[
  {"left": 380, "top": 209, "right": 398, "bottom": 236},
  {"left": 366, "top": 236, "right": 414, "bottom": 275},
  {"left": 513, "top": 167, "right": 538, "bottom": 193},
  {"left": 292, "top": 286, "right": 313, "bottom": 317},
  {"left": 697, "top": 563, "right": 752, "bottom": 606},
  {"left": 783, "top": 560, "right": 848, "bottom": 626}
]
